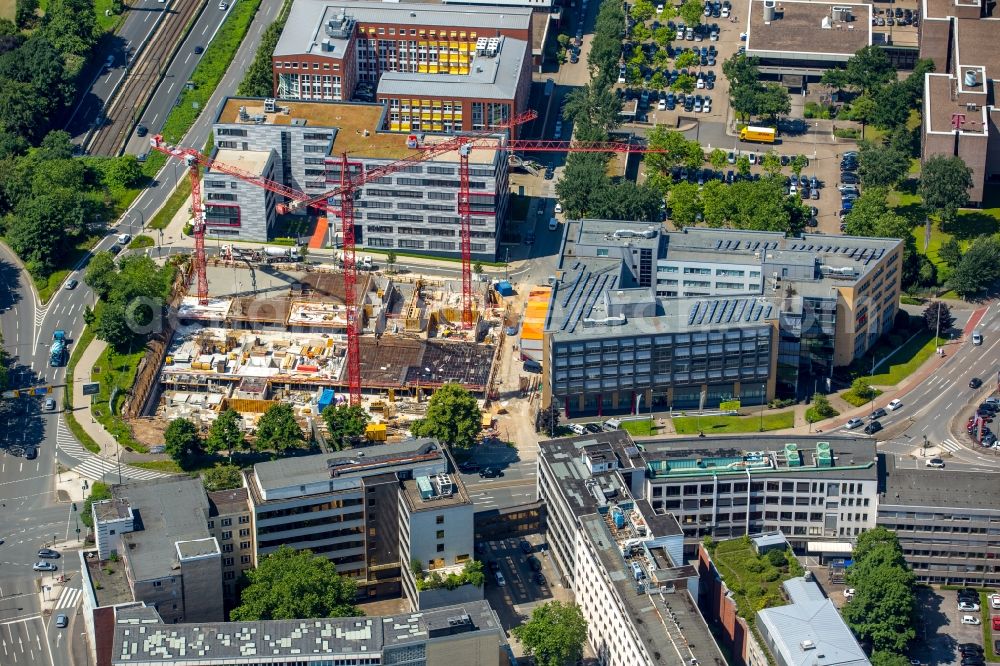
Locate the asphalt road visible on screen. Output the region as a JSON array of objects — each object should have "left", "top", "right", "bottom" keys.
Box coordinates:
[
  {"left": 832, "top": 303, "right": 1000, "bottom": 473},
  {"left": 121, "top": 0, "right": 241, "bottom": 157},
  {"left": 65, "top": 0, "right": 173, "bottom": 143}
]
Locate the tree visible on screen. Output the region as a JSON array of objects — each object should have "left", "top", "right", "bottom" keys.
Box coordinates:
[
  {"left": 385, "top": 250, "right": 397, "bottom": 272},
  {"left": 679, "top": 0, "right": 703, "bottom": 26},
  {"left": 231, "top": 546, "right": 361, "bottom": 621},
  {"left": 562, "top": 79, "right": 622, "bottom": 135},
  {"left": 512, "top": 601, "right": 588, "bottom": 666},
  {"left": 84, "top": 251, "right": 118, "bottom": 299},
  {"left": 101, "top": 155, "right": 143, "bottom": 190},
  {"left": 255, "top": 403, "right": 304, "bottom": 453},
  {"left": 853, "top": 526, "right": 904, "bottom": 563},
  {"left": 819, "top": 67, "right": 851, "bottom": 93},
  {"left": 536, "top": 404, "right": 560, "bottom": 434},
  {"left": 671, "top": 73, "right": 696, "bottom": 94},
  {"left": 922, "top": 302, "right": 954, "bottom": 333},
  {"left": 555, "top": 152, "right": 610, "bottom": 218},
  {"left": 919, "top": 155, "right": 973, "bottom": 224},
  {"left": 759, "top": 151, "right": 782, "bottom": 177},
  {"left": 201, "top": 463, "right": 243, "bottom": 491},
  {"left": 40, "top": 0, "right": 97, "bottom": 57},
  {"left": 842, "top": 528, "right": 915, "bottom": 654},
  {"left": 849, "top": 378, "right": 877, "bottom": 402},
  {"left": 473, "top": 261, "right": 484, "bottom": 275},
  {"left": 844, "top": 46, "right": 896, "bottom": 93},
  {"left": 674, "top": 50, "right": 698, "bottom": 69},
  {"left": 590, "top": 181, "right": 663, "bottom": 222},
  {"left": 322, "top": 403, "right": 369, "bottom": 450},
  {"left": 206, "top": 408, "right": 245, "bottom": 455},
  {"left": 649, "top": 70, "right": 667, "bottom": 91},
  {"left": 948, "top": 235, "right": 1000, "bottom": 297},
  {"left": 858, "top": 142, "right": 909, "bottom": 189},
  {"left": 754, "top": 83, "right": 791, "bottom": 120},
  {"left": 708, "top": 148, "right": 727, "bottom": 171},
  {"left": 164, "top": 418, "right": 201, "bottom": 467},
  {"left": 736, "top": 154, "right": 751, "bottom": 177},
  {"left": 94, "top": 300, "right": 135, "bottom": 350},
  {"left": 844, "top": 94, "right": 877, "bottom": 127},
  {"left": 668, "top": 181, "right": 702, "bottom": 225},
  {"left": 870, "top": 82, "right": 911, "bottom": 130},
  {"left": 653, "top": 26, "right": 674, "bottom": 47},
  {"left": 938, "top": 238, "right": 962, "bottom": 269},
  {"left": 411, "top": 383, "right": 481, "bottom": 449},
  {"left": 630, "top": 0, "right": 655, "bottom": 22},
  {"left": 239, "top": 15, "right": 286, "bottom": 96},
  {"left": 871, "top": 652, "right": 912, "bottom": 666},
  {"left": 15, "top": 0, "right": 38, "bottom": 28},
  {"left": 789, "top": 154, "right": 808, "bottom": 179},
  {"left": 805, "top": 393, "right": 838, "bottom": 423},
  {"left": 723, "top": 53, "right": 760, "bottom": 89}
]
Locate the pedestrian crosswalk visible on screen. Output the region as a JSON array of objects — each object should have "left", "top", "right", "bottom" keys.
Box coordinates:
[
  {"left": 939, "top": 438, "right": 964, "bottom": 453},
  {"left": 56, "top": 417, "right": 169, "bottom": 481},
  {"left": 54, "top": 587, "right": 82, "bottom": 610}
]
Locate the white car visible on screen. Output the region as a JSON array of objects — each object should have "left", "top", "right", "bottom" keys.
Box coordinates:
[
  {"left": 656, "top": 3, "right": 664, "bottom": 12},
  {"left": 721, "top": 6, "right": 730, "bottom": 16},
  {"left": 957, "top": 601, "right": 980, "bottom": 612},
  {"left": 990, "top": 593, "right": 1000, "bottom": 609},
  {"left": 845, "top": 418, "right": 864, "bottom": 430},
  {"left": 696, "top": 77, "right": 705, "bottom": 89},
  {"left": 703, "top": 99, "right": 712, "bottom": 113},
  {"left": 218, "top": 1, "right": 228, "bottom": 8},
  {"left": 844, "top": 588, "right": 855, "bottom": 599},
  {"left": 569, "top": 423, "right": 587, "bottom": 435},
  {"left": 961, "top": 615, "right": 981, "bottom": 626},
  {"left": 33, "top": 562, "right": 58, "bottom": 572},
  {"left": 887, "top": 399, "right": 902, "bottom": 411},
  {"left": 925, "top": 458, "right": 945, "bottom": 468},
  {"left": 658, "top": 98, "right": 666, "bottom": 110},
  {"left": 554, "top": 202, "right": 563, "bottom": 214}
]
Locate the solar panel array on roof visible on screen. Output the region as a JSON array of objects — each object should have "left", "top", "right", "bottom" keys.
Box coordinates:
[
  {"left": 689, "top": 302, "right": 700, "bottom": 326},
  {"left": 735, "top": 299, "right": 748, "bottom": 321}
]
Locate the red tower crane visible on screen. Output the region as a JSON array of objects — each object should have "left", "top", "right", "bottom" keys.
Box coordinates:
[{"left": 147, "top": 110, "right": 536, "bottom": 405}]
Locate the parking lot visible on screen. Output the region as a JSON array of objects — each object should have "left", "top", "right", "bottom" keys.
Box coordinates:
[
  {"left": 909, "top": 587, "right": 992, "bottom": 666},
  {"left": 480, "top": 534, "right": 570, "bottom": 631}
]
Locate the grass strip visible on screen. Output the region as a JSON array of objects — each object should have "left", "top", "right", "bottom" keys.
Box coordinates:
[
  {"left": 91, "top": 343, "right": 149, "bottom": 454},
  {"left": 672, "top": 410, "right": 794, "bottom": 434},
  {"left": 63, "top": 324, "right": 102, "bottom": 454}
]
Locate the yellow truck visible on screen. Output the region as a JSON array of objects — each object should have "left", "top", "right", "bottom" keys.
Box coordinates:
[{"left": 739, "top": 126, "right": 777, "bottom": 143}]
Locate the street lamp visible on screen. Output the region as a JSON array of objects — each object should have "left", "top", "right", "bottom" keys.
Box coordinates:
[
  {"left": 759, "top": 382, "right": 765, "bottom": 432},
  {"left": 73, "top": 502, "right": 81, "bottom": 544}
]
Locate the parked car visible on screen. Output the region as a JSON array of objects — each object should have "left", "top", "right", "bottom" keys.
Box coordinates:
[
  {"left": 494, "top": 570, "right": 506, "bottom": 586},
  {"left": 585, "top": 423, "right": 602, "bottom": 434},
  {"left": 958, "top": 601, "right": 980, "bottom": 612},
  {"left": 962, "top": 616, "right": 982, "bottom": 626},
  {"left": 533, "top": 571, "right": 546, "bottom": 585},
  {"left": 990, "top": 594, "right": 1000, "bottom": 609},
  {"left": 527, "top": 556, "right": 542, "bottom": 572}
]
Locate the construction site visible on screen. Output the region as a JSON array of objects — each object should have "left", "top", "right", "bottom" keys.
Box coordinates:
[{"left": 130, "top": 259, "right": 512, "bottom": 447}]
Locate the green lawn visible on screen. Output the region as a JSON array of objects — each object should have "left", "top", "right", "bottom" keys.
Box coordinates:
[
  {"left": 857, "top": 330, "right": 937, "bottom": 387},
  {"left": 841, "top": 387, "right": 883, "bottom": 408},
  {"left": 63, "top": 324, "right": 101, "bottom": 454},
  {"left": 131, "top": 460, "right": 185, "bottom": 474},
  {"left": 672, "top": 410, "right": 794, "bottom": 434},
  {"left": 148, "top": 176, "right": 191, "bottom": 230},
  {"left": 710, "top": 537, "right": 803, "bottom": 620},
  {"left": 90, "top": 343, "right": 149, "bottom": 454},
  {"left": 0, "top": 0, "right": 13, "bottom": 20},
  {"left": 620, "top": 419, "right": 655, "bottom": 436},
  {"left": 31, "top": 235, "right": 102, "bottom": 303}
]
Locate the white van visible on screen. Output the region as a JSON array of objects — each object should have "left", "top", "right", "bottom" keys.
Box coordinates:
[
  {"left": 548, "top": 217, "right": 559, "bottom": 231},
  {"left": 973, "top": 329, "right": 984, "bottom": 345}
]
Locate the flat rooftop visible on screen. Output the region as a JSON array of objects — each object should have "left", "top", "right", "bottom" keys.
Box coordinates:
[
  {"left": 637, "top": 435, "right": 878, "bottom": 481},
  {"left": 111, "top": 477, "right": 212, "bottom": 581},
  {"left": 580, "top": 513, "right": 727, "bottom": 666},
  {"left": 925, "top": 75, "right": 990, "bottom": 135},
  {"left": 400, "top": 472, "right": 473, "bottom": 513},
  {"left": 377, "top": 37, "right": 527, "bottom": 101},
  {"left": 880, "top": 454, "right": 1000, "bottom": 511},
  {"left": 747, "top": 0, "right": 872, "bottom": 57},
  {"left": 112, "top": 599, "right": 504, "bottom": 664},
  {"left": 207, "top": 488, "right": 249, "bottom": 517},
  {"left": 251, "top": 438, "right": 447, "bottom": 500},
  {"left": 211, "top": 149, "right": 271, "bottom": 176}
]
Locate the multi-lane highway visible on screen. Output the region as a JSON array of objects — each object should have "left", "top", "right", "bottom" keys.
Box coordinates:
[{"left": 66, "top": 0, "right": 177, "bottom": 145}]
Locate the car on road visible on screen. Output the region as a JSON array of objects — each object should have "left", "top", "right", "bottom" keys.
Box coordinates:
[
  {"left": 218, "top": 1, "right": 228, "bottom": 8},
  {"left": 458, "top": 461, "right": 479, "bottom": 473},
  {"left": 55, "top": 614, "right": 68, "bottom": 628},
  {"left": 25, "top": 445, "right": 37, "bottom": 459},
  {"left": 135, "top": 124, "right": 148, "bottom": 137},
  {"left": 65, "top": 278, "right": 78, "bottom": 290},
  {"left": 887, "top": 399, "right": 902, "bottom": 411},
  {"left": 864, "top": 420, "right": 882, "bottom": 435},
  {"left": 479, "top": 467, "right": 503, "bottom": 479},
  {"left": 519, "top": 540, "right": 532, "bottom": 554},
  {"left": 39, "top": 550, "right": 62, "bottom": 561},
  {"left": 958, "top": 601, "right": 980, "bottom": 612},
  {"left": 925, "top": 458, "right": 945, "bottom": 468},
  {"left": 44, "top": 398, "right": 56, "bottom": 411},
  {"left": 970, "top": 377, "right": 983, "bottom": 389},
  {"left": 845, "top": 417, "right": 864, "bottom": 429},
  {"left": 33, "top": 561, "right": 57, "bottom": 571},
  {"left": 869, "top": 408, "right": 886, "bottom": 420},
  {"left": 963, "top": 615, "right": 982, "bottom": 626},
  {"left": 194, "top": 45, "right": 204, "bottom": 54}
]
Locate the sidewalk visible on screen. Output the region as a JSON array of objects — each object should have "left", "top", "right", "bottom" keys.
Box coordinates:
[{"left": 69, "top": 335, "right": 120, "bottom": 460}]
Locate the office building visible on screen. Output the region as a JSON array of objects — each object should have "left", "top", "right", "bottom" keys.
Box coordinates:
[
  {"left": 101, "top": 600, "right": 509, "bottom": 666},
  {"left": 744, "top": 0, "right": 872, "bottom": 78},
  {"left": 919, "top": 0, "right": 999, "bottom": 204},
  {"left": 271, "top": 0, "right": 532, "bottom": 132},
  {"left": 206, "top": 487, "right": 255, "bottom": 605},
  {"left": 245, "top": 438, "right": 477, "bottom": 608},
  {"left": 877, "top": 454, "right": 1000, "bottom": 587},
  {"left": 535, "top": 432, "right": 729, "bottom": 666},
  {"left": 542, "top": 223, "right": 903, "bottom": 415},
  {"left": 539, "top": 431, "right": 879, "bottom": 557},
  {"left": 88, "top": 477, "right": 224, "bottom": 624},
  {"left": 208, "top": 97, "right": 508, "bottom": 258}
]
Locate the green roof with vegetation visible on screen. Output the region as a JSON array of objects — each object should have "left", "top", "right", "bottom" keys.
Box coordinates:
[{"left": 706, "top": 536, "right": 804, "bottom": 620}]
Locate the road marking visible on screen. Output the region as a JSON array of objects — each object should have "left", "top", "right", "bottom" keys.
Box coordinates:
[
  {"left": 940, "top": 438, "right": 963, "bottom": 453},
  {"left": 144, "top": 11, "right": 151, "bottom": 22},
  {"left": 167, "top": 82, "right": 175, "bottom": 94},
  {"left": 56, "top": 417, "right": 169, "bottom": 481},
  {"left": 54, "top": 587, "right": 82, "bottom": 610},
  {"left": 184, "top": 52, "right": 192, "bottom": 64}
]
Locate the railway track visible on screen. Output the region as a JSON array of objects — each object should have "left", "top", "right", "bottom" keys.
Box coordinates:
[{"left": 86, "top": 0, "right": 205, "bottom": 156}]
